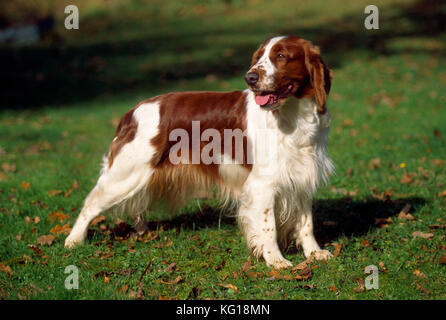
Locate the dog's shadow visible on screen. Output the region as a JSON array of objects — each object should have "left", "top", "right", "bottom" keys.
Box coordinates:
[{"left": 110, "top": 196, "right": 426, "bottom": 248}]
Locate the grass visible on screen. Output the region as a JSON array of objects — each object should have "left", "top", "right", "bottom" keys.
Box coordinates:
[{"left": 0, "top": 0, "right": 445, "bottom": 299}]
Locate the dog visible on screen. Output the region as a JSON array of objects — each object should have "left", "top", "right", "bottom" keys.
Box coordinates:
[{"left": 65, "top": 36, "right": 334, "bottom": 269}]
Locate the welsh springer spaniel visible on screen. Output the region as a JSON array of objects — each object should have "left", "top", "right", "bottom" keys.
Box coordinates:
[{"left": 65, "top": 36, "right": 334, "bottom": 269}]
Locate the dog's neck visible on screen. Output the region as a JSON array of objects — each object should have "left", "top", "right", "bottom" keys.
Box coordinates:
[{"left": 271, "top": 96, "right": 321, "bottom": 135}]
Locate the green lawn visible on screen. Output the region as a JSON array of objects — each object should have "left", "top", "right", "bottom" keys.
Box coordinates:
[{"left": 0, "top": 0, "right": 445, "bottom": 299}]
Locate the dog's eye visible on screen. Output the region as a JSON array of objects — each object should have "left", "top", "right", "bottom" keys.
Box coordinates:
[{"left": 276, "top": 53, "right": 286, "bottom": 59}]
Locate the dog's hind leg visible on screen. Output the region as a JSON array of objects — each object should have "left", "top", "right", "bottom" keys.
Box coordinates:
[
  {"left": 65, "top": 102, "right": 160, "bottom": 248},
  {"left": 65, "top": 154, "right": 154, "bottom": 248}
]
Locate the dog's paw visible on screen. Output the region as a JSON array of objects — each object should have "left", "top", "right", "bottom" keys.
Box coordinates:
[
  {"left": 264, "top": 252, "right": 293, "bottom": 269},
  {"left": 64, "top": 235, "right": 84, "bottom": 249},
  {"left": 270, "top": 258, "right": 293, "bottom": 270},
  {"left": 311, "top": 249, "right": 333, "bottom": 261}
]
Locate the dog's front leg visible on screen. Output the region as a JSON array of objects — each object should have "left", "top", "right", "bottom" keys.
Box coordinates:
[
  {"left": 296, "top": 198, "right": 333, "bottom": 260},
  {"left": 238, "top": 180, "right": 292, "bottom": 269}
]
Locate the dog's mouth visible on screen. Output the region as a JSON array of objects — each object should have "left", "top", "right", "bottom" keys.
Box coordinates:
[{"left": 253, "top": 83, "right": 294, "bottom": 108}]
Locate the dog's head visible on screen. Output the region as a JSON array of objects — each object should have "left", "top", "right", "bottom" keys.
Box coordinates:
[{"left": 245, "top": 36, "right": 332, "bottom": 113}]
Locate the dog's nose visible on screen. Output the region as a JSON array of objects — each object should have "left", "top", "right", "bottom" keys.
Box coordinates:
[{"left": 245, "top": 72, "right": 259, "bottom": 86}]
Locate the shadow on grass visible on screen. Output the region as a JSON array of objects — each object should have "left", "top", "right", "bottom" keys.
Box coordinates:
[
  {"left": 103, "top": 196, "right": 426, "bottom": 250},
  {"left": 1, "top": 0, "right": 444, "bottom": 109}
]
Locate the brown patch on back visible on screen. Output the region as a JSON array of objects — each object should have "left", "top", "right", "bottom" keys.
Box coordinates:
[
  {"left": 147, "top": 90, "right": 251, "bottom": 204},
  {"left": 150, "top": 90, "right": 251, "bottom": 170}
]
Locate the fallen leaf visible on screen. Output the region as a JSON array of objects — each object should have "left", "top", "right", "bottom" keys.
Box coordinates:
[
  {"left": 246, "top": 271, "right": 264, "bottom": 279},
  {"left": 415, "top": 283, "right": 432, "bottom": 295},
  {"left": 47, "top": 189, "right": 63, "bottom": 196},
  {"left": 64, "top": 180, "right": 78, "bottom": 198},
  {"left": 163, "top": 262, "right": 176, "bottom": 273},
  {"left": 37, "top": 235, "right": 56, "bottom": 246},
  {"left": 241, "top": 260, "right": 252, "bottom": 272},
  {"left": 439, "top": 254, "right": 446, "bottom": 264},
  {"left": 21, "top": 181, "right": 30, "bottom": 190},
  {"left": 50, "top": 224, "right": 72, "bottom": 235},
  {"left": 1, "top": 163, "right": 16, "bottom": 172},
  {"left": 413, "top": 270, "right": 425, "bottom": 278},
  {"left": 361, "top": 239, "right": 370, "bottom": 247},
  {"left": 329, "top": 285, "right": 338, "bottom": 295},
  {"left": 368, "top": 158, "right": 381, "bottom": 169},
  {"left": 47, "top": 211, "right": 70, "bottom": 224},
  {"left": 400, "top": 173, "right": 414, "bottom": 184},
  {"left": 398, "top": 211, "right": 416, "bottom": 221},
  {"left": 118, "top": 284, "right": 129, "bottom": 294},
  {"left": 412, "top": 231, "right": 434, "bottom": 239},
  {"left": 352, "top": 276, "right": 365, "bottom": 293},
  {"left": 297, "top": 267, "right": 313, "bottom": 279},
  {"left": 28, "top": 244, "right": 44, "bottom": 257},
  {"left": 25, "top": 216, "right": 40, "bottom": 224},
  {"left": 374, "top": 217, "right": 393, "bottom": 226},
  {"left": 91, "top": 215, "right": 106, "bottom": 226},
  {"left": 161, "top": 275, "right": 182, "bottom": 285},
  {"left": 0, "top": 263, "right": 13, "bottom": 276},
  {"left": 217, "top": 283, "right": 239, "bottom": 292},
  {"left": 330, "top": 243, "right": 342, "bottom": 257},
  {"left": 267, "top": 269, "right": 297, "bottom": 280},
  {"left": 104, "top": 276, "right": 110, "bottom": 283}
]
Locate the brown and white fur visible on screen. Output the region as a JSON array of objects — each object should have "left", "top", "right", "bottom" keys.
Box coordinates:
[{"left": 65, "top": 36, "right": 334, "bottom": 269}]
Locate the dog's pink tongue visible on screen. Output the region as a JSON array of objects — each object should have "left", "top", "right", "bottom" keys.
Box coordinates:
[{"left": 255, "top": 94, "right": 271, "bottom": 106}]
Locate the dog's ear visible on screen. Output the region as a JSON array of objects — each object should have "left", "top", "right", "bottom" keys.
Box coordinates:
[{"left": 303, "top": 42, "right": 332, "bottom": 114}]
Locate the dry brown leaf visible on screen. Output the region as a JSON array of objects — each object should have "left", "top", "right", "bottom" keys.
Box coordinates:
[
  {"left": 64, "top": 180, "right": 78, "bottom": 198},
  {"left": 48, "top": 189, "right": 63, "bottom": 196},
  {"left": 1, "top": 163, "right": 16, "bottom": 172},
  {"left": 267, "top": 269, "right": 295, "bottom": 280},
  {"left": 438, "top": 254, "right": 446, "bottom": 265},
  {"left": 246, "top": 271, "right": 263, "bottom": 279},
  {"left": 217, "top": 283, "right": 239, "bottom": 292},
  {"left": 329, "top": 285, "right": 338, "bottom": 295},
  {"left": 412, "top": 231, "right": 434, "bottom": 239},
  {"left": 37, "top": 235, "right": 56, "bottom": 246},
  {"left": 50, "top": 224, "right": 72, "bottom": 235},
  {"left": 91, "top": 215, "right": 106, "bottom": 226},
  {"left": 25, "top": 216, "right": 40, "bottom": 224},
  {"left": 368, "top": 157, "right": 381, "bottom": 169},
  {"left": 0, "top": 263, "right": 13, "bottom": 276},
  {"left": 361, "top": 239, "right": 370, "bottom": 247},
  {"left": 118, "top": 284, "right": 129, "bottom": 294},
  {"left": 400, "top": 173, "right": 414, "bottom": 184},
  {"left": 296, "top": 267, "right": 313, "bottom": 280},
  {"left": 241, "top": 260, "right": 252, "bottom": 272},
  {"left": 28, "top": 244, "right": 44, "bottom": 256},
  {"left": 331, "top": 243, "right": 342, "bottom": 257},
  {"left": 21, "top": 181, "right": 30, "bottom": 190},
  {"left": 161, "top": 275, "right": 182, "bottom": 285},
  {"left": 398, "top": 211, "right": 416, "bottom": 221},
  {"left": 163, "top": 262, "right": 176, "bottom": 273},
  {"left": 47, "top": 211, "right": 70, "bottom": 224},
  {"left": 353, "top": 276, "right": 365, "bottom": 293},
  {"left": 413, "top": 270, "right": 425, "bottom": 278}
]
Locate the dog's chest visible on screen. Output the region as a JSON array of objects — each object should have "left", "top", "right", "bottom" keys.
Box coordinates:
[{"left": 247, "top": 97, "right": 331, "bottom": 190}]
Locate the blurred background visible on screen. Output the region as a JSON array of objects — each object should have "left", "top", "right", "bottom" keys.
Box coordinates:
[{"left": 0, "top": 0, "right": 445, "bottom": 109}]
